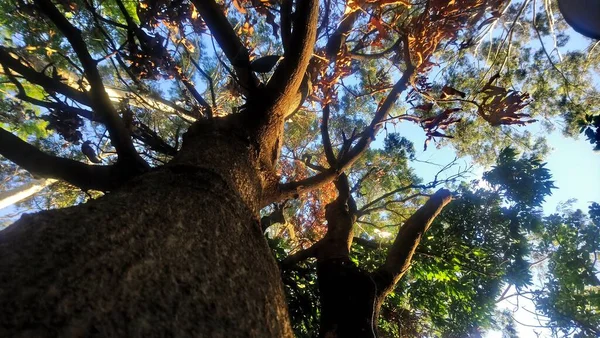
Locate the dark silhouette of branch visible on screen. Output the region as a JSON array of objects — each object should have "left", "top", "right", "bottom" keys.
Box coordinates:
[
  {"left": 358, "top": 193, "right": 426, "bottom": 217},
  {"left": 261, "top": 202, "right": 287, "bottom": 231},
  {"left": 353, "top": 236, "right": 386, "bottom": 250},
  {"left": 0, "top": 127, "right": 125, "bottom": 191},
  {"left": 325, "top": 11, "right": 361, "bottom": 60},
  {"left": 132, "top": 123, "right": 178, "bottom": 157},
  {"left": 357, "top": 159, "right": 467, "bottom": 217},
  {"left": 187, "top": 54, "right": 217, "bottom": 108},
  {"left": 351, "top": 167, "right": 377, "bottom": 193},
  {"left": 349, "top": 39, "right": 402, "bottom": 61},
  {"left": 4, "top": 66, "right": 176, "bottom": 157},
  {"left": 280, "top": 0, "right": 293, "bottom": 50},
  {"left": 321, "top": 105, "right": 337, "bottom": 166},
  {"left": 358, "top": 184, "right": 420, "bottom": 216},
  {"left": 0, "top": 48, "right": 90, "bottom": 105},
  {"left": 180, "top": 77, "right": 213, "bottom": 119},
  {"left": 191, "top": 0, "right": 258, "bottom": 91},
  {"left": 33, "top": 0, "right": 146, "bottom": 168},
  {"left": 280, "top": 242, "right": 321, "bottom": 270},
  {"left": 112, "top": 0, "right": 211, "bottom": 119}
]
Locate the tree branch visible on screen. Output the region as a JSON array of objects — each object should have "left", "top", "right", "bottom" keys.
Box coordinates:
[
  {"left": 280, "top": 0, "right": 293, "bottom": 50},
  {"left": 0, "top": 127, "right": 126, "bottom": 191},
  {"left": 0, "top": 48, "right": 90, "bottom": 105},
  {"left": 280, "top": 242, "right": 321, "bottom": 270},
  {"left": 5, "top": 66, "right": 176, "bottom": 157},
  {"left": 132, "top": 123, "right": 178, "bottom": 157},
  {"left": 375, "top": 189, "right": 453, "bottom": 294},
  {"left": 260, "top": 202, "right": 287, "bottom": 231},
  {"left": 321, "top": 105, "right": 337, "bottom": 166},
  {"left": 351, "top": 167, "right": 377, "bottom": 193},
  {"left": 358, "top": 184, "right": 419, "bottom": 216},
  {"left": 353, "top": 236, "right": 387, "bottom": 250},
  {"left": 33, "top": 0, "right": 146, "bottom": 168},
  {"left": 191, "top": 0, "right": 258, "bottom": 91},
  {"left": 341, "top": 51, "right": 414, "bottom": 165},
  {"left": 325, "top": 11, "right": 361, "bottom": 60},
  {"left": 273, "top": 61, "right": 415, "bottom": 203},
  {"left": 267, "top": 0, "right": 319, "bottom": 113},
  {"left": 358, "top": 193, "right": 426, "bottom": 217},
  {"left": 0, "top": 178, "right": 57, "bottom": 210}
]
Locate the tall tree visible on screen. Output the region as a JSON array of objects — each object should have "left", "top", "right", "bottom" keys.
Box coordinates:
[{"left": 0, "top": 0, "right": 595, "bottom": 337}]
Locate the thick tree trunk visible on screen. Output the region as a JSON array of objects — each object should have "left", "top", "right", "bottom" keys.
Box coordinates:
[
  {"left": 311, "top": 176, "right": 378, "bottom": 338},
  {"left": 0, "top": 121, "right": 293, "bottom": 337},
  {"left": 317, "top": 259, "right": 377, "bottom": 338}
]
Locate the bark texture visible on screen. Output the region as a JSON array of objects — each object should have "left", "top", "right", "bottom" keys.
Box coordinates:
[
  {"left": 313, "top": 176, "right": 378, "bottom": 338},
  {"left": 0, "top": 120, "right": 293, "bottom": 337}
]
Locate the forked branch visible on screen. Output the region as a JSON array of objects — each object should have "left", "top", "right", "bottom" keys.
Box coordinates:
[
  {"left": 267, "top": 0, "right": 320, "bottom": 113},
  {"left": 273, "top": 57, "right": 416, "bottom": 203},
  {"left": 191, "top": 0, "right": 258, "bottom": 92},
  {"left": 33, "top": 0, "right": 146, "bottom": 168}
]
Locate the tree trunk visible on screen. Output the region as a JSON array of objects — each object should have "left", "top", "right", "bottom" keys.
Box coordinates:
[
  {"left": 0, "top": 121, "right": 293, "bottom": 337},
  {"left": 312, "top": 176, "right": 378, "bottom": 338},
  {"left": 317, "top": 259, "right": 378, "bottom": 338}
]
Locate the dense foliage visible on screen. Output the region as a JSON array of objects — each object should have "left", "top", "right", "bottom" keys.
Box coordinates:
[{"left": 272, "top": 148, "right": 599, "bottom": 337}]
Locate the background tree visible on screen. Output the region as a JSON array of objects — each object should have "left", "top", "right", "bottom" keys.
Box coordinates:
[
  {"left": 0, "top": 0, "right": 597, "bottom": 337},
  {"left": 273, "top": 149, "right": 598, "bottom": 337}
]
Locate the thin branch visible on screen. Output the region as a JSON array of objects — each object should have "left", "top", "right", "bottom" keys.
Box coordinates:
[
  {"left": 187, "top": 54, "right": 217, "bottom": 108},
  {"left": 273, "top": 59, "right": 415, "bottom": 202},
  {"left": 114, "top": 0, "right": 210, "bottom": 120},
  {"left": 358, "top": 184, "right": 419, "bottom": 215},
  {"left": 325, "top": 11, "right": 360, "bottom": 60},
  {"left": 5, "top": 64, "right": 176, "bottom": 157},
  {"left": 349, "top": 39, "right": 401, "bottom": 61},
  {"left": 321, "top": 105, "right": 337, "bottom": 166},
  {"left": 191, "top": 0, "right": 258, "bottom": 91},
  {"left": 0, "top": 48, "right": 90, "bottom": 105},
  {"left": 280, "top": 242, "right": 321, "bottom": 270},
  {"left": 351, "top": 167, "right": 377, "bottom": 193},
  {"left": 358, "top": 193, "right": 425, "bottom": 217},
  {"left": 34, "top": 0, "right": 145, "bottom": 167},
  {"left": 353, "top": 236, "right": 387, "bottom": 250},
  {"left": 180, "top": 77, "right": 213, "bottom": 118}
]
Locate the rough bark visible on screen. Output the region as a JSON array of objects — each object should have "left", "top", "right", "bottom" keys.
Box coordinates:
[{"left": 0, "top": 118, "right": 293, "bottom": 337}]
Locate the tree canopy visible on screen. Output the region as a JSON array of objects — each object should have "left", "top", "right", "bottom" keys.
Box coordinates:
[{"left": 0, "top": 0, "right": 598, "bottom": 337}]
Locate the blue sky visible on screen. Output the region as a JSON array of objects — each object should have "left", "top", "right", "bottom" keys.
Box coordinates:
[{"left": 388, "top": 120, "right": 599, "bottom": 215}]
